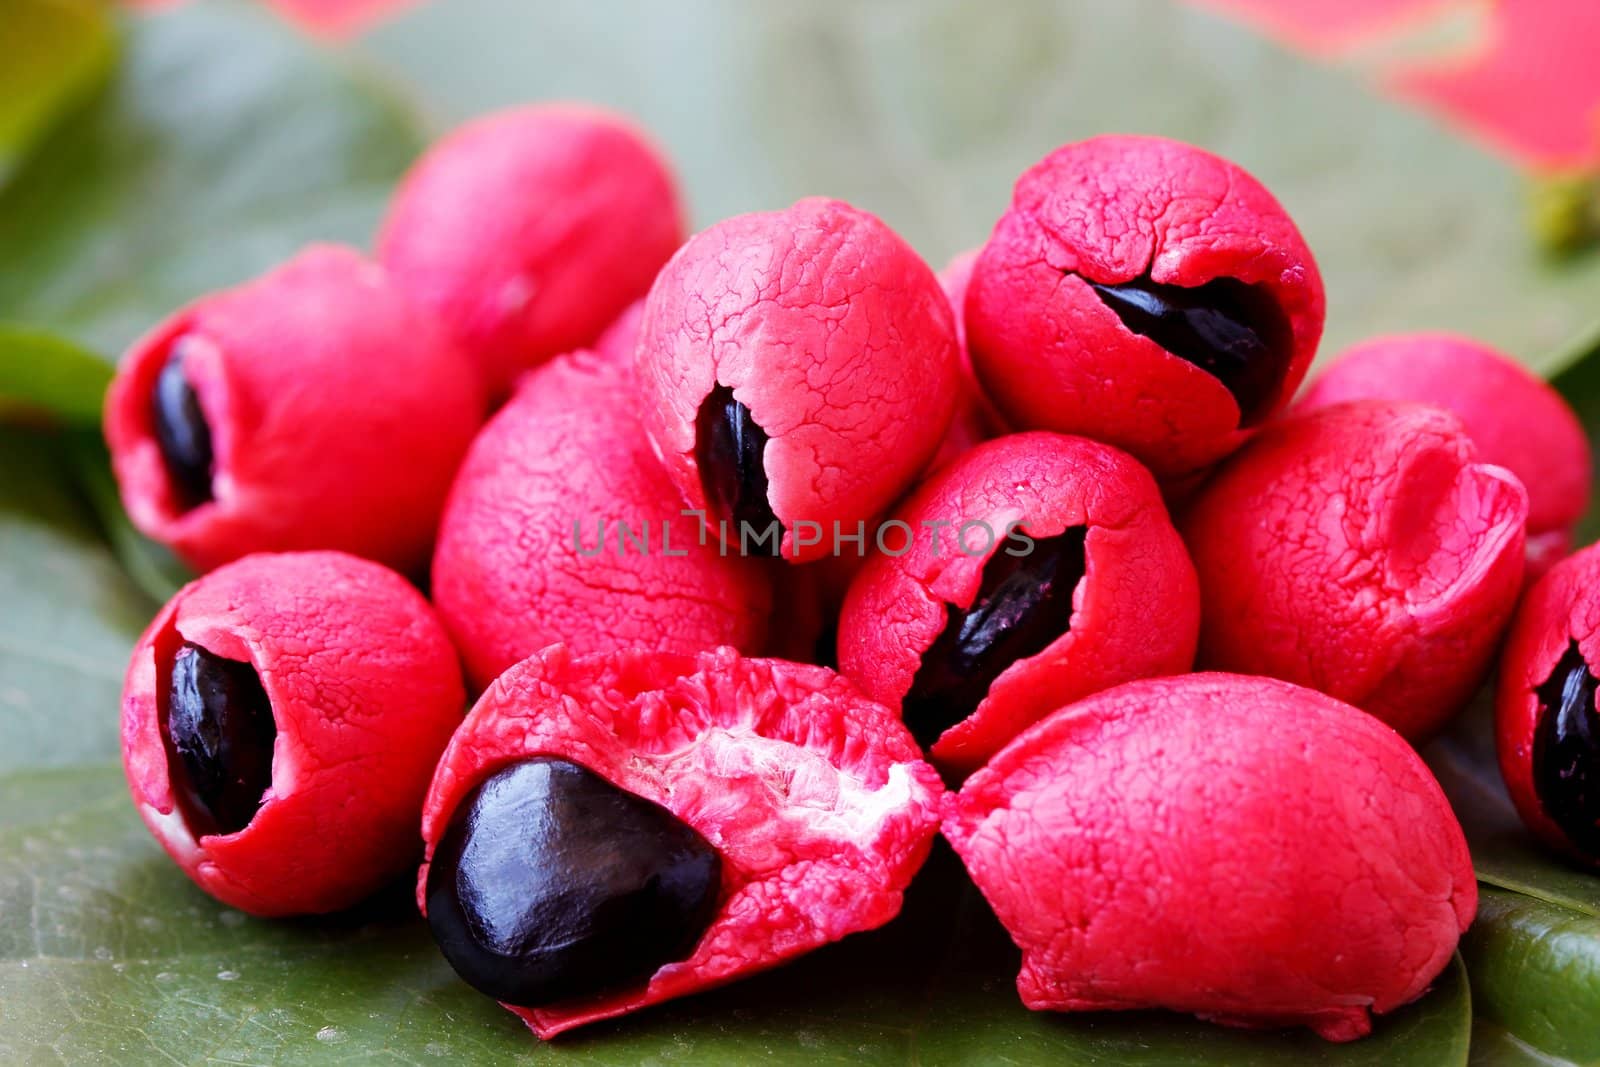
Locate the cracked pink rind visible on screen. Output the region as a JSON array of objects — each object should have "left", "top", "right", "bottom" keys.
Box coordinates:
[
  {"left": 378, "top": 104, "right": 685, "bottom": 399},
  {"left": 417, "top": 645, "right": 944, "bottom": 1039},
  {"left": 837, "top": 432, "right": 1199, "bottom": 774},
  {"left": 103, "top": 244, "right": 484, "bottom": 577},
  {"left": 927, "top": 248, "right": 1003, "bottom": 471},
  {"left": 1183, "top": 400, "right": 1528, "bottom": 740},
  {"left": 430, "top": 349, "right": 772, "bottom": 693},
  {"left": 120, "top": 551, "right": 466, "bottom": 917},
  {"left": 635, "top": 197, "right": 961, "bottom": 563},
  {"left": 966, "top": 135, "right": 1325, "bottom": 478},
  {"left": 943, "top": 672, "right": 1476, "bottom": 1043},
  {"left": 1496, "top": 542, "right": 1600, "bottom": 865},
  {"left": 1297, "top": 332, "right": 1590, "bottom": 580}
]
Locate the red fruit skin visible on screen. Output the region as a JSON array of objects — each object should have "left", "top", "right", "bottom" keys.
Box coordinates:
[
  {"left": 927, "top": 248, "right": 1004, "bottom": 472},
  {"left": 417, "top": 645, "right": 944, "bottom": 1038},
  {"left": 1496, "top": 542, "right": 1600, "bottom": 865},
  {"left": 837, "top": 432, "right": 1199, "bottom": 773},
  {"left": 120, "top": 551, "right": 466, "bottom": 917},
  {"left": 103, "top": 244, "right": 483, "bottom": 576},
  {"left": 1298, "top": 332, "right": 1590, "bottom": 579},
  {"left": 1183, "top": 400, "right": 1528, "bottom": 740},
  {"left": 944, "top": 673, "right": 1476, "bottom": 1042},
  {"left": 378, "top": 105, "right": 685, "bottom": 398},
  {"left": 635, "top": 197, "right": 961, "bottom": 562},
  {"left": 966, "top": 135, "right": 1325, "bottom": 478},
  {"left": 431, "top": 349, "right": 771, "bottom": 692}
]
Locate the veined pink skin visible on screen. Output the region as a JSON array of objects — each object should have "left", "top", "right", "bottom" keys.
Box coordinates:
[
  {"left": 1183, "top": 400, "right": 1528, "bottom": 740},
  {"left": 1298, "top": 332, "right": 1590, "bottom": 579},
  {"left": 120, "top": 552, "right": 465, "bottom": 917},
  {"left": 431, "top": 349, "right": 771, "bottom": 692},
  {"left": 1496, "top": 542, "right": 1600, "bottom": 865},
  {"left": 103, "top": 245, "right": 484, "bottom": 576},
  {"left": 928, "top": 248, "right": 1003, "bottom": 471},
  {"left": 944, "top": 673, "right": 1476, "bottom": 1043},
  {"left": 837, "top": 432, "right": 1199, "bottom": 773},
  {"left": 635, "top": 197, "right": 961, "bottom": 563},
  {"left": 418, "top": 645, "right": 943, "bottom": 1039},
  {"left": 378, "top": 104, "right": 685, "bottom": 399},
  {"left": 966, "top": 135, "right": 1325, "bottom": 478}
]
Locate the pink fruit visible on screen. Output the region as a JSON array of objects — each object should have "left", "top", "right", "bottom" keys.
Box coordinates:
[{"left": 944, "top": 673, "right": 1476, "bottom": 1042}]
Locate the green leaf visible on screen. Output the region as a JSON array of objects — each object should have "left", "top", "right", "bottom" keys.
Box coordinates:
[
  {"left": 0, "top": 0, "right": 115, "bottom": 186},
  {"left": 362, "top": 0, "right": 1600, "bottom": 372},
  {"left": 1461, "top": 890, "right": 1600, "bottom": 1067},
  {"left": 0, "top": 426, "right": 150, "bottom": 778},
  {"left": 0, "top": 1, "right": 424, "bottom": 358},
  {"left": 60, "top": 429, "right": 192, "bottom": 605},
  {"left": 0, "top": 795, "right": 1471, "bottom": 1067},
  {"left": 0, "top": 323, "right": 112, "bottom": 424}
]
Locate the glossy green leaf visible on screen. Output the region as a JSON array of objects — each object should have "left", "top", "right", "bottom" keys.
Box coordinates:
[
  {"left": 0, "top": 0, "right": 115, "bottom": 186},
  {"left": 363, "top": 0, "right": 1600, "bottom": 372},
  {"left": 0, "top": 323, "right": 112, "bottom": 424},
  {"left": 0, "top": 1, "right": 423, "bottom": 358},
  {"left": 1461, "top": 890, "right": 1600, "bottom": 1067}
]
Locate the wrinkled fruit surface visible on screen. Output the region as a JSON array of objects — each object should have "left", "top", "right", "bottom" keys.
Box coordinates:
[
  {"left": 965, "top": 134, "right": 1325, "bottom": 477},
  {"left": 425, "top": 757, "right": 721, "bottom": 1007},
  {"left": 104, "top": 244, "right": 484, "bottom": 575},
  {"left": 418, "top": 644, "right": 943, "bottom": 1038},
  {"left": 943, "top": 673, "right": 1475, "bottom": 1042},
  {"left": 1183, "top": 399, "right": 1526, "bottom": 739},
  {"left": 431, "top": 348, "right": 771, "bottom": 691},
  {"left": 839, "top": 432, "right": 1198, "bottom": 773},
  {"left": 1297, "top": 331, "right": 1590, "bottom": 579},
  {"left": 121, "top": 551, "right": 466, "bottom": 916},
  {"left": 1497, "top": 541, "right": 1600, "bottom": 865},
  {"left": 635, "top": 196, "right": 960, "bottom": 561}
]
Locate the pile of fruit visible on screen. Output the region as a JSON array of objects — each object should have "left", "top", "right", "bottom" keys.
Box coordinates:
[{"left": 104, "top": 103, "right": 1598, "bottom": 1043}]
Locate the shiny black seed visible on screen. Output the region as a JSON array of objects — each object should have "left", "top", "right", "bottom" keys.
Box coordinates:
[
  {"left": 163, "top": 643, "right": 276, "bottom": 837},
  {"left": 695, "top": 384, "right": 780, "bottom": 545},
  {"left": 902, "top": 526, "right": 1088, "bottom": 749},
  {"left": 425, "top": 757, "right": 722, "bottom": 1008},
  {"left": 1086, "top": 274, "right": 1291, "bottom": 425},
  {"left": 1533, "top": 640, "right": 1600, "bottom": 859},
  {"left": 151, "top": 339, "right": 215, "bottom": 508}
]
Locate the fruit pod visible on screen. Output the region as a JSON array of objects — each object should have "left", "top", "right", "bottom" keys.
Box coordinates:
[
  {"left": 635, "top": 197, "right": 960, "bottom": 563},
  {"left": 838, "top": 432, "right": 1199, "bottom": 773},
  {"left": 1496, "top": 541, "right": 1600, "bottom": 865},
  {"left": 120, "top": 551, "right": 466, "bottom": 917},
  {"left": 927, "top": 248, "right": 1002, "bottom": 470},
  {"left": 418, "top": 645, "right": 944, "bottom": 1038},
  {"left": 431, "top": 349, "right": 771, "bottom": 692},
  {"left": 1183, "top": 400, "right": 1527, "bottom": 740},
  {"left": 966, "top": 135, "right": 1325, "bottom": 477},
  {"left": 944, "top": 673, "right": 1476, "bottom": 1042},
  {"left": 378, "top": 104, "right": 684, "bottom": 398},
  {"left": 1298, "top": 332, "right": 1590, "bottom": 577},
  {"left": 103, "top": 244, "right": 484, "bottom": 576}
]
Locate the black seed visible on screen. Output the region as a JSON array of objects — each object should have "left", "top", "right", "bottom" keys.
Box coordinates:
[
  {"left": 902, "top": 526, "right": 1088, "bottom": 749},
  {"left": 1086, "top": 274, "right": 1291, "bottom": 425},
  {"left": 1533, "top": 640, "right": 1600, "bottom": 859},
  {"left": 151, "top": 339, "right": 215, "bottom": 508},
  {"left": 163, "top": 643, "right": 276, "bottom": 837},
  {"left": 695, "top": 385, "right": 780, "bottom": 544},
  {"left": 425, "top": 757, "right": 722, "bottom": 1007}
]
